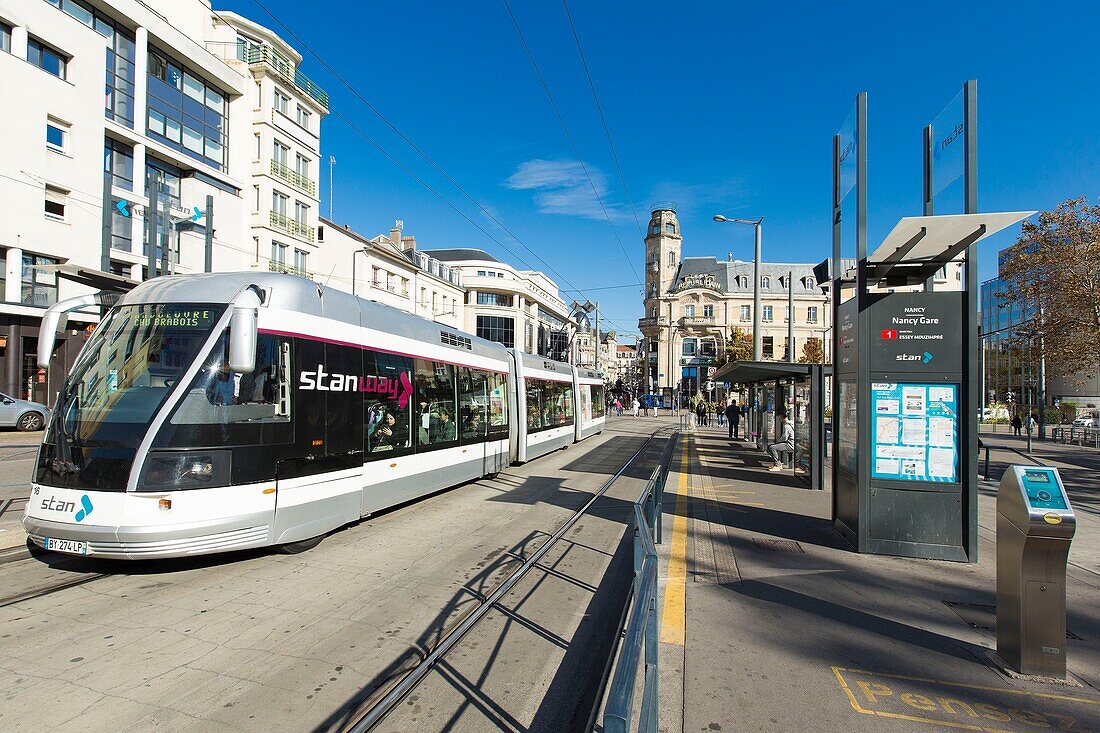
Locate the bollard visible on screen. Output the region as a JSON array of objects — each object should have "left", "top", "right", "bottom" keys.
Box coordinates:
[{"left": 984, "top": 446, "right": 990, "bottom": 481}]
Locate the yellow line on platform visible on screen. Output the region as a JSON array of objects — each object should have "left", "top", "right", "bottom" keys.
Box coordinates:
[{"left": 660, "top": 437, "right": 689, "bottom": 646}]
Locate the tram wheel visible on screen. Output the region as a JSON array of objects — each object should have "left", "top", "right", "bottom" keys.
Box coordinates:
[{"left": 277, "top": 534, "right": 325, "bottom": 554}]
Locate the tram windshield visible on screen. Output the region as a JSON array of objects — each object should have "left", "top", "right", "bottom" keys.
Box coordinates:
[{"left": 36, "top": 304, "right": 224, "bottom": 491}]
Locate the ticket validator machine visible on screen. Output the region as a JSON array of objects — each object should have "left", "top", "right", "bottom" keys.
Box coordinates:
[{"left": 996, "top": 466, "right": 1075, "bottom": 677}]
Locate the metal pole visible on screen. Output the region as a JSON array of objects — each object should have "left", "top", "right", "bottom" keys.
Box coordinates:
[
  {"left": 923, "top": 124, "right": 935, "bottom": 290},
  {"left": 204, "top": 195, "right": 214, "bottom": 273},
  {"left": 595, "top": 302, "right": 601, "bottom": 373},
  {"left": 145, "top": 170, "right": 158, "bottom": 279},
  {"left": 101, "top": 172, "right": 112, "bottom": 272},
  {"left": 1026, "top": 348, "right": 1033, "bottom": 454},
  {"left": 752, "top": 221, "right": 762, "bottom": 361},
  {"left": 787, "top": 269, "right": 794, "bottom": 362},
  {"left": 328, "top": 155, "right": 335, "bottom": 220},
  {"left": 1038, "top": 304, "right": 1046, "bottom": 440}
]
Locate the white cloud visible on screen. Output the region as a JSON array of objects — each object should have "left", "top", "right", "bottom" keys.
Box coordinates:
[{"left": 506, "top": 159, "right": 627, "bottom": 221}]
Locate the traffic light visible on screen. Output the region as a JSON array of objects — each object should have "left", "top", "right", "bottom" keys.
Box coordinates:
[{"left": 1006, "top": 391, "right": 1016, "bottom": 404}]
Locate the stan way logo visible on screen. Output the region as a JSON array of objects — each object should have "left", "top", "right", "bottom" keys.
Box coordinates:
[
  {"left": 923, "top": 351, "right": 934, "bottom": 364},
  {"left": 894, "top": 351, "right": 935, "bottom": 364},
  {"left": 881, "top": 329, "right": 898, "bottom": 340},
  {"left": 299, "top": 365, "right": 414, "bottom": 409}
]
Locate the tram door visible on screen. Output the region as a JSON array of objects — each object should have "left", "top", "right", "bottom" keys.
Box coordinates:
[{"left": 272, "top": 337, "right": 365, "bottom": 545}]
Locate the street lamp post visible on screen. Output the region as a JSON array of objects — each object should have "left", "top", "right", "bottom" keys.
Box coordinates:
[
  {"left": 713, "top": 215, "right": 764, "bottom": 361},
  {"left": 351, "top": 247, "right": 370, "bottom": 296}
]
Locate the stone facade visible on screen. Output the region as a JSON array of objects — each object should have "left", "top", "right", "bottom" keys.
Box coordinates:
[{"left": 638, "top": 206, "right": 831, "bottom": 400}]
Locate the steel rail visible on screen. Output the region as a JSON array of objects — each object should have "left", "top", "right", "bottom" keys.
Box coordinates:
[
  {"left": 342, "top": 426, "right": 677, "bottom": 733},
  {"left": 0, "top": 570, "right": 107, "bottom": 608}
]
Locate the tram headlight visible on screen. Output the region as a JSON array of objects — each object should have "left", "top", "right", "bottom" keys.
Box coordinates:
[{"left": 139, "top": 450, "right": 230, "bottom": 491}]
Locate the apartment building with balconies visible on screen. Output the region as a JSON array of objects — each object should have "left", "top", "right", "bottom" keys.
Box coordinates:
[{"left": 206, "top": 11, "right": 328, "bottom": 280}]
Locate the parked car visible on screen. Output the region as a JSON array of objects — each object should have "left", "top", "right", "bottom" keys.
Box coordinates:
[
  {"left": 0, "top": 392, "right": 48, "bottom": 431},
  {"left": 1073, "top": 415, "right": 1098, "bottom": 428}
]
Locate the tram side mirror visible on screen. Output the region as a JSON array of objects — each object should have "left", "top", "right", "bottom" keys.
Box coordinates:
[{"left": 228, "top": 306, "right": 258, "bottom": 374}]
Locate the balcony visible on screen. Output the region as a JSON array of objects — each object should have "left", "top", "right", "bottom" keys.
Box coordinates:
[
  {"left": 679, "top": 316, "right": 717, "bottom": 327},
  {"left": 206, "top": 42, "right": 329, "bottom": 110},
  {"left": 269, "top": 210, "right": 316, "bottom": 243},
  {"left": 638, "top": 316, "right": 669, "bottom": 327},
  {"left": 270, "top": 159, "right": 316, "bottom": 197},
  {"left": 268, "top": 260, "right": 313, "bottom": 280}
]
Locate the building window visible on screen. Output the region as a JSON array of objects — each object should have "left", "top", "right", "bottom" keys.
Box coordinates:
[
  {"left": 703, "top": 304, "right": 713, "bottom": 318},
  {"left": 665, "top": 222, "right": 676, "bottom": 234},
  {"left": 684, "top": 304, "right": 695, "bottom": 317},
  {"left": 294, "top": 201, "right": 308, "bottom": 224},
  {"left": 783, "top": 337, "right": 793, "bottom": 360},
  {"left": 762, "top": 305, "right": 773, "bottom": 322},
  {"left": 648, "top": 283, "right": 657, "bottom": 299},
  {"left": 682, "top": 339, "right": 697, "bottom": 357},
  {"left": 28, "top": 38, "right": 67, "bottom": 79},
  {"left": 295, "top": 154, "right": 310, "bottom": 178},
  {"left": 46, "top": 119, "right": 68, "bottom": 152},
  {"left": 651, "top": 225, "right": 660, "bottom": 234},
  {"left": 147, "top": 47, "right": 228, "bottom": 171},
  {"left": 44, "top": 185, "right": 67, "bottom": 221},
  {"left": 762, "top": 276, "right": 771, "bottom": 288},
  {"left": 104, "top": 139, "right": 134, "bottom": 190},
  {"left": 700, "top": 340, "right": 717, "bottom": 357},
  {"left": 739, "top": 304, "right": 750, "bottom": 321},
  {"left": 295, "top": 104, "right": 310, "bottom": 129},
  {"left": 807, "top": 306, "right": 818, "bottom": 324},
  {"left": 109, "top": 260, "right": 130, "bottom": 278},
  {"left": 272, "top": 191, "right": 288, "bottom": 216},
  {"left": 668, "top": 251, "right": 675, "bottom": 266},
  {"left": 144, "top": 159, "right": 182, "bottom": 259},
  {"left": 650, "top": 306, "right": 657, "bottom": 318},
  {"left": 271, "top": 241, "right": 287, "bottom": 265},
  {"left": 48, "top": 0, "right": 134, "bottom": 122},
  {"left": 476, "top": 315, "right": 515, "bottom": 348},
  {"left": 22, "top": 253, "right": 59, "bottom": 307},
  {"left": 373, "top": 267, "right": 383, "bottom": 287},
  {"left": 254, "top": 133, "right": 261, "bottom": 161},
  {"left": 111, "top": 197, "right": 131, "bottom": 251},
  {"left": 273, "top": 140, "right": 289, "bottom": 166},
  {"left": 762, "top": 336, "right": 774, "bottom": 359},
  {"left": 293, "top": 248, "right": 308, "bottom": 273},
  {"left": 785, "top": 306, "right": 791, "bottom": 322},
  {"left": 274, "top": 88, "right": 289, "bottom": 114},
  {"left": 806, "top": 277, "right": 815, "bottom": 290},
  {"left": 401, "top": 277, "right": 409, "bottom": 296},
  {"left": 1, "top": 22, "right": 10, "bottom": 54},
  {"left": 253, "top": 186, "right": 260, "bottom": 212},
  {"left": 476, "top": 292, "right": 513, "bottom": 307}
]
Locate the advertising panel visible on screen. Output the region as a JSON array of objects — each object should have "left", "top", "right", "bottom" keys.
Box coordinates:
[{"left": 871, "top": 382, "right": 958, "bottom": 483}]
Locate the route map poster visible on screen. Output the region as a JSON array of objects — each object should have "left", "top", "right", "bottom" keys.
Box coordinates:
[{"left": 870, "top": 382, "right": 958, "bottom": 483}]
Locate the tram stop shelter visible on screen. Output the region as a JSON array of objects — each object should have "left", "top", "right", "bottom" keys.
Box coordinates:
[{"left": 711, "top": 360, "right": 831, "bottom": 491}]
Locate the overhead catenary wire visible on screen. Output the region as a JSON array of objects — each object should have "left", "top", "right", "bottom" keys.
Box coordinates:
[
  {"left": 560, "top": 0, "right": 645, "bottom": 242},
  {"left": 232, "top": 0, "right": 603, "bottom": 307},
  {"left": 502, "top": 0, "right": 642, "bottom": 287}
]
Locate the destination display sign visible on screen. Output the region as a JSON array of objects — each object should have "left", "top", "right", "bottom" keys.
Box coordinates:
[{"left": 869, "top": 293, "right": 962, "bottom": 373}]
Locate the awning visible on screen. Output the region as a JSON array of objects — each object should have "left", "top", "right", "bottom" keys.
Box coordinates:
[
  {"left": 712, "top": 360, "right": 829, "bottom": 386},
  {"left": 36, "top": 264, "right": 138, "bottom": 293},
  {"left": 866, "top": 211, "right": 1034, "bottom": 286}
]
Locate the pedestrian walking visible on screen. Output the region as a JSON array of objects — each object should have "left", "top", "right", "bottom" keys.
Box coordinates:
[
  {"left": 716, "top": 401, "right": 725, "bottom": 427},
  {"left": 631, "top": 398, "right": 640, "bottom": 418},
  {"left": 767, "top": 413, "right": 796, "bottom": 471},
  {"left": 613, "top": 398, "right": 622, "bottom": 417},
  {"left": 725, "top": 399, "right": 740, "bottom": 439},
  {"left": 1029, "top": 414, "right": 1037, "bottom": 433},
  {"left": 1011, "top": 414, "right": 1022, "bottom": 436}
]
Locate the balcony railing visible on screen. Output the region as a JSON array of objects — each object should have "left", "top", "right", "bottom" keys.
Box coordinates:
[
  {"left": 269, "top": 210, "right": 316, "bottom": 243},
  {"left": 268, "top": 260, "right": 313, "bottom": 280},
  {"left": 270, "top": 159, "right": 316, "bottom": 197},
  {"left": 638, "top": 316, "right": 669, "bottom": 327},
  {"left": 242, "top": 45, "right": 329, "bottom": 109},
  {"left": 679, "top": 315, "right": 717, "bottom": 326}
]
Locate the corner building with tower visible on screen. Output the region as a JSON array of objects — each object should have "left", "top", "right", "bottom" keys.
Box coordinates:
[{"left": 638, "top": 205, "right": 830, "bottom": 403}]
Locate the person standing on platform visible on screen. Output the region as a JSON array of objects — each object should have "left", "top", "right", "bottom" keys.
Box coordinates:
[
  {"left": 631, "top": 398, "right": 640, "bottom": 418},
  {"left": 767, "top": 412, "right": 796, "bottom": 471},
  {"left": 725, "top": 399, "right": 740, "bottom": 440},
  {"left": 695, "top": 400, "right": 706, "bottom": 428},
  {"left": 716, "top": 401, "right": 725, "bottom": 428},
  {"left": 1011, "top": 414, "right": 1022, "bottom": 436}
]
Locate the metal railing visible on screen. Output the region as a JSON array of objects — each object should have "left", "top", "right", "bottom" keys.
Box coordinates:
[
  {"left": 267, "top": 260, "right": 313, "bottom": 280},
  {"left": 603, "top": 447, "right": 673, "bottom": 733},
  {"left": 679, "top": 315, "right": 716, "bottom": 326},
  {"left": 1049, "top": 426, "right": 1100, "bottom": 449},
  {"left": 205, "top": 41, "right": 329, "bottom": 109},
  {"left": 269, "top": 210, "right": 316, "bottom": 243},
  {"left": 270, "top": 159, "right": 316, "bottom": 196}
]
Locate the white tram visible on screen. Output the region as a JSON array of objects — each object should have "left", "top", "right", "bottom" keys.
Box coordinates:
[{"left": 23, "top": 273, "right": 604, "bottom": 559}]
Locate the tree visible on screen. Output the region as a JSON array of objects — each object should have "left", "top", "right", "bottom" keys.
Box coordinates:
[
  {"left": 999, "top": 198, "right": 1100, "bottom": 379},
  {"left": 724, "top": 327, "right": 753, "bottom": 364},
  {"left": 799, "top": 337, "right": 824, "bottom": 364}
]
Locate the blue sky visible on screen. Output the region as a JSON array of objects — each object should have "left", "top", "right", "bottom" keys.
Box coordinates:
[{"left": 221, "top": 0, "right": 1100, "bottom": 339}]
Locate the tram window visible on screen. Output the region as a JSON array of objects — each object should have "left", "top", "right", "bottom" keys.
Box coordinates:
[
  {"left": 486, "top": 371, "right": 508, "bottom": 437},
  {"left": 364, "top": 349, "right": 412, "bottom": 455},
  {"left": 592, "top": 385, "right": 606, "bottom": 417},
  {"left": 527, "top": 378, "right": 574, "bottom": 431},
  {"left": 171, "top": 333, "right": 291, "bottom": 425},
  {"left": 525, "top": 379, "right": 544, "bottom": 430},
  {"left": 414, "top": 359, "right": 457, "bottom": 446},
  {"left": 457, "top": 367, "right": 489, "bottom": 442}
]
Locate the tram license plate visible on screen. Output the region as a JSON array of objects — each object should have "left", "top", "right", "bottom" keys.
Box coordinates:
[{"left": 44, "top": 538, "right": 88, "bottom": 555}]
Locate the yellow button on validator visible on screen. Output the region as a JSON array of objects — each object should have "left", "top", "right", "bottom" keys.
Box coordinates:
[{"left": 1043, "top": 513, "right": 1062, "bottom": 525}]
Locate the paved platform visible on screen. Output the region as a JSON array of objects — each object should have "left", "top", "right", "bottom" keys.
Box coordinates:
[{"left": 656, "top": 423, "right": 1100, "bottom": 733}]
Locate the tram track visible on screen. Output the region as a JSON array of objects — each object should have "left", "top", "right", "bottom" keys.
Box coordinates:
[
  {"left": 0, "top": 565, "right": 108, "bottom": 608},
  {"left": 335, "top": 425, "right": 679, "bottom": 733}
]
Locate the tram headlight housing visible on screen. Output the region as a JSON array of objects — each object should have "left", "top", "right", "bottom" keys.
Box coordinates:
[{"left": 139, "top": 450, "right": 231, "bottom": 491}]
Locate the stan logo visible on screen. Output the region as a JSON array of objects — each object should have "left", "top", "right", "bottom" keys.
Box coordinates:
[
  {"left": 923, "top": 351, "right": 934, "bottom": 364},
  {"left": 41, "top": 494, "right": 93, "bottom": 522}
]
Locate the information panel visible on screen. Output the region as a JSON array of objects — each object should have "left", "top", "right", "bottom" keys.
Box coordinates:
[{"left": 870, "top": 382, "right": 958, "bottom": 483}]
